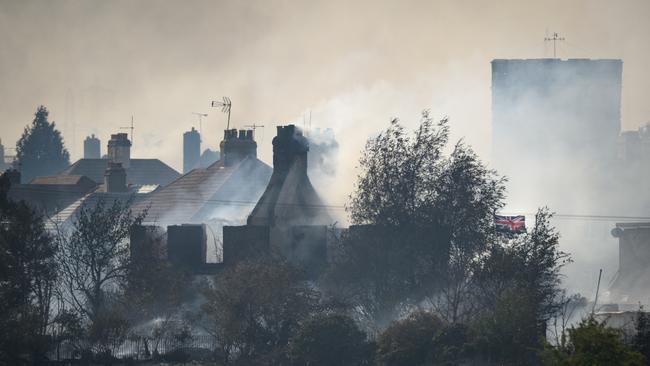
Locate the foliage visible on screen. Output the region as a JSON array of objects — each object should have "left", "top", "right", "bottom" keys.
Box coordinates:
[
  {"left": 288, "top": 313, "right": 372, "bottom": 366},
  {"left": 541, "top": 318, "right": 645, "bottom": 366},
  {"left": 329, "top": 111, "right": 506, "bottom": 326},
  {"left": 0, "top": 173, "right": 58, "bottom": 365},
  {"left": 201, "top": 259, "right": 321, "bottom": 365},
  {"left": 633, "top": 308, "right": 650, "bottom": 362},
  {"left": 56, "top": 197, "right": 146, "bottom": 352},
  {"left": 473, "top": 208, "right": 571, "bottom": 364},
  {"left": 123, "top": 226, "right": 194, "bottom": 345},
  {"left": 16, "top": 106, "right": 70, "bottom": 183},
  {"left": 376, "top": 311, "right": 443, "bottom": 366}
]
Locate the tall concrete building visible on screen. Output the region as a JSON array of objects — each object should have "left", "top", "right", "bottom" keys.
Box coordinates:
[
  {"left": 492, "top": 58, "right": 622, "bottom": 165},
  {"left": 183, "top": 127, "right": 201, "bottom": 174},
  {"left": 491, "top": 58, "right": 623, "bottom": 208},
  {"left": 84, "top": 134, "right": 101, "bottom": 159}
]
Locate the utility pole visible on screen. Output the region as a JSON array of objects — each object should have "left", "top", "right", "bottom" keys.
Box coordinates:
[
  {"left": 544, "top": 32, "right": 565, "bottom": 58},
  {"left": 211, "top": 97, "right": 232, "bottom": 130},
  {"left": 192, "top": 112, "right": 208, "bottom": 136},
  {"left": 120, "top": 116, "right": 135, "bottom": 146}
]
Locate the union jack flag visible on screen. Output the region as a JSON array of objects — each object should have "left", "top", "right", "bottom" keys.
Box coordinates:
[{"left": 495, "top": 215, "right": 526, "bottom": 233}]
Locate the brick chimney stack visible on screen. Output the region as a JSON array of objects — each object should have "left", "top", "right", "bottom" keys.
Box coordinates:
[
  {"left": 107, "top": 133, "right": 131, "bottom": 169},
  {"left": 104, "top": 162, "right": 127, "bottom": 192},
  {"left": 273, "top": 125, "right": 308, "bottom": 175},
  {"left": 219, "top": 129, "right": 257, "bottom": 166}
]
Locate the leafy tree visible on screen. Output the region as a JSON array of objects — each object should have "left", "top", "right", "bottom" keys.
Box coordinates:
[
  {"left": 326, "top": 111, "right": 505, "bottom": 326},
  {"left": 288, "top": 313, "right": 372, "bottom": 366},
  {"left": 473, "top": 209, "right": 571, "bottom": 364},
  {"left": 123, "top": 226, "right": 194, "bottom": 354},
  {"left": 541, "top": 318, "right": 645, "bottom": 366},
  {"left": 376, "top": 311, "right": 443, "bottom": 366},
  {"left": 0, "top": 173, "right": 58, "bottom": 365},
  {"left": 16, "top": 106, "right": 70, "bottom": 183},
  {"left": 633, "top": 308, "right": 650, "bottom": 362},
  {"left": 200, "top": 259, "right": 320, "bottom": 365},
  {"left": 56, "top": 197, "right": 145, "bottom": 353}
]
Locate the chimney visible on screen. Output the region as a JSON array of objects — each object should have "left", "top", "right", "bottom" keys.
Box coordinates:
[
  {"left": 219, "top": 129, "right": 257, "bottom": 166},
  {"left": 247, "top": 124, "right": 331, "bottom": 227},
  {"left": 84, "top": 134, "right": 101, "bottom": 159},
  {"left": 273, "top": 125, "right": 308, "bottom": 175},
  {"left": 107, "top": 133, "right": 131, "bottom": 168},
  {"left": 104, "top": 162, "right": 127, "bottom": 192},
  {"left": 183, "top": 127, "right": 201, "bottom": 173}
]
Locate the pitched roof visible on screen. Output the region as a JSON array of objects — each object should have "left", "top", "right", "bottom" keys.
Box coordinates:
[
  {"left": 59, "top": 159, "right": 180, "bottom": 186},
  {"left": 47, "top": 187, "right": 149, "bottom": 230},
  {"left": 30, "top": 175, "right": 96, "bottom": 187},
  {"left": 8, "top": 177, "right": 98, "bottom": 215},
  {"left": 133, "top": 157, "right": 272, "bottom": 225}
]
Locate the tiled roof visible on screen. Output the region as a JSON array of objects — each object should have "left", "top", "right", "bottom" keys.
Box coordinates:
[
  {"left": 59, "top": 159, "right": 180, "bottom": 186},
  {"left": 30, "top": 175, "right": 96, "bottom": 187},
  {"left": 8, "top": 181, "right": 97, "bottom": 215},
  {"left": 133, "top": 157, "right": 272, "bottom": 225},
  {"left": 47, "top": 187, "right": 149, "bottom": 230}
]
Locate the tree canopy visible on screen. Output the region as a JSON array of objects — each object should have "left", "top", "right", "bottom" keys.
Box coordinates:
[{"left": 16, "top": 106, "right": 70, "bottom": 183}]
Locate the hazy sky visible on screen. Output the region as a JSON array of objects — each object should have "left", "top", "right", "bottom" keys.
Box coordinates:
[{"left": 1, "top": 0, "right": 649, "bottom": 205}]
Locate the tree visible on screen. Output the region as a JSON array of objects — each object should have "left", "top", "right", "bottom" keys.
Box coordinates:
[
  {"left": 473, "top": 209, "right": 571, "bottom": 364},
  {"left": 16, "top": 106, "right": 70, "bottom": 183},
  {"left": 287, "top": 313, "right": 372, "bottom": 366},
  {"left": 376, "top": 311, "right": 443, "bottom": 366},
  {"left": 0, "top": 172, "right": 58, "bottom": 365},
  {"left": 200, "top": 259, "right": 320, "bottom": 365},
  {"left": 541, "top": 318, "right": 645, "bottom": 366},
  {"left": 56, "top": 197, "right": 145, "bottom": 354},
  {"left": 123, "top": 226, "right": 194, "bottom": 354},
  {"left": 326, "top": 111, "right": 505, "bottom": 326}
]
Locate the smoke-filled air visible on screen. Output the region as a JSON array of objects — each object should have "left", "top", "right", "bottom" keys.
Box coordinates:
[{"left": 2, "top": 0, "right": 650, "bottom": 365}]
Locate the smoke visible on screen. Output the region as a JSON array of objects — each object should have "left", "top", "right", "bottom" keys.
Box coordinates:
[{"left": 2, "top": 0, "right": 650, "bottom": 303}]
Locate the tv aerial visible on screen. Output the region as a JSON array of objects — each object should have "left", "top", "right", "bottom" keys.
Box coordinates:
[
  {"left": 192, "top": 112, "right": 208, "bottom": 135},
  {"left": 211, "top": 97, "right": 232, "bottom": 130}
]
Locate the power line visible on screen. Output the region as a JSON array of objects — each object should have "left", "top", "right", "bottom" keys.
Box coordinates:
[{"left": 8, "top": 185, "right": 650, "bottom": 222}]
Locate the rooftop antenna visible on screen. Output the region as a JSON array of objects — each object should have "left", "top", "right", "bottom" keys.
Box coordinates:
[
  {"left": 244, "top": 124, "right": 265, "bottom": 139},
  {"left": 192, "top": 112, "right": 208, "bottom": 136},
  {"left": 120, "top": 115, "right": 135, "bottom": 146},
  {"left": 544, "top": 32, "right": 565, "bottom": 58},
  {"left": 211, "top": 97, "right": 232, "bottom": 130}
]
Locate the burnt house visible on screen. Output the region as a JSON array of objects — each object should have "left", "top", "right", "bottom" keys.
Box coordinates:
[
  {"left": 224, "top": 125, "right": 334, "bottom": 277},
  {"left": 610, "top": 222, "right": 650, "bottom": 302}
]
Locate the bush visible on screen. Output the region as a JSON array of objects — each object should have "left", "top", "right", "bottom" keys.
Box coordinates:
[
  {"left": 376, "top": 311, "right": 443, "bottom": 366},
  {"left": 288, "top": 313, "right": 372, "bottom": 366}
]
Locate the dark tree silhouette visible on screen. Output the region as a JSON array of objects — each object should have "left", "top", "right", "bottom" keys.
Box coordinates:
[
  {"left": 16, "top": 106, "right": 70, "bottom": 183},
  {"left": 0, "top": 173, "right": 58, "bottom": 364}
]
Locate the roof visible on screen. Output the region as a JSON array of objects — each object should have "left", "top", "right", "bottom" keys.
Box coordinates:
[
  {"left": 8, "top": 180, "right": 97, "bottom": 215},
  {"left": 59, "top": 159, "right": 180, "bottom": 186},
  {"left": 47, "top": 186, "right": 149, "bottom": 230},
  {"left": 30, "top": 175, "right": 96, "bottom": 187},
  {"left": 133, "top": 157, "right": 272, "bottom": 225},
  {"left": 248, "top": 157, "right": 332, "bottom": 227}
]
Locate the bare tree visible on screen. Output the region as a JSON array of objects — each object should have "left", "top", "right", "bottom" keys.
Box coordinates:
[{"left": 55, "top": 197, "right": 146, "bottom": 353}]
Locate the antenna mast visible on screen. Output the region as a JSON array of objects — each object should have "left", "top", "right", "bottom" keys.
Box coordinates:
[
  {"left": 244, "top": 124, "right": 265, "bottom": 139},
  {"left": 544, "top": 32, "right": 565, "bottom": 58},
  {"left": 192, "top": 112, "right": 208, "bottom": 136},
  {"left": 211, "top": 97, "right": 232, "bottom": 130},
  {"left": 120, "top": 116, "right": 135, "bottom": 146}
]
